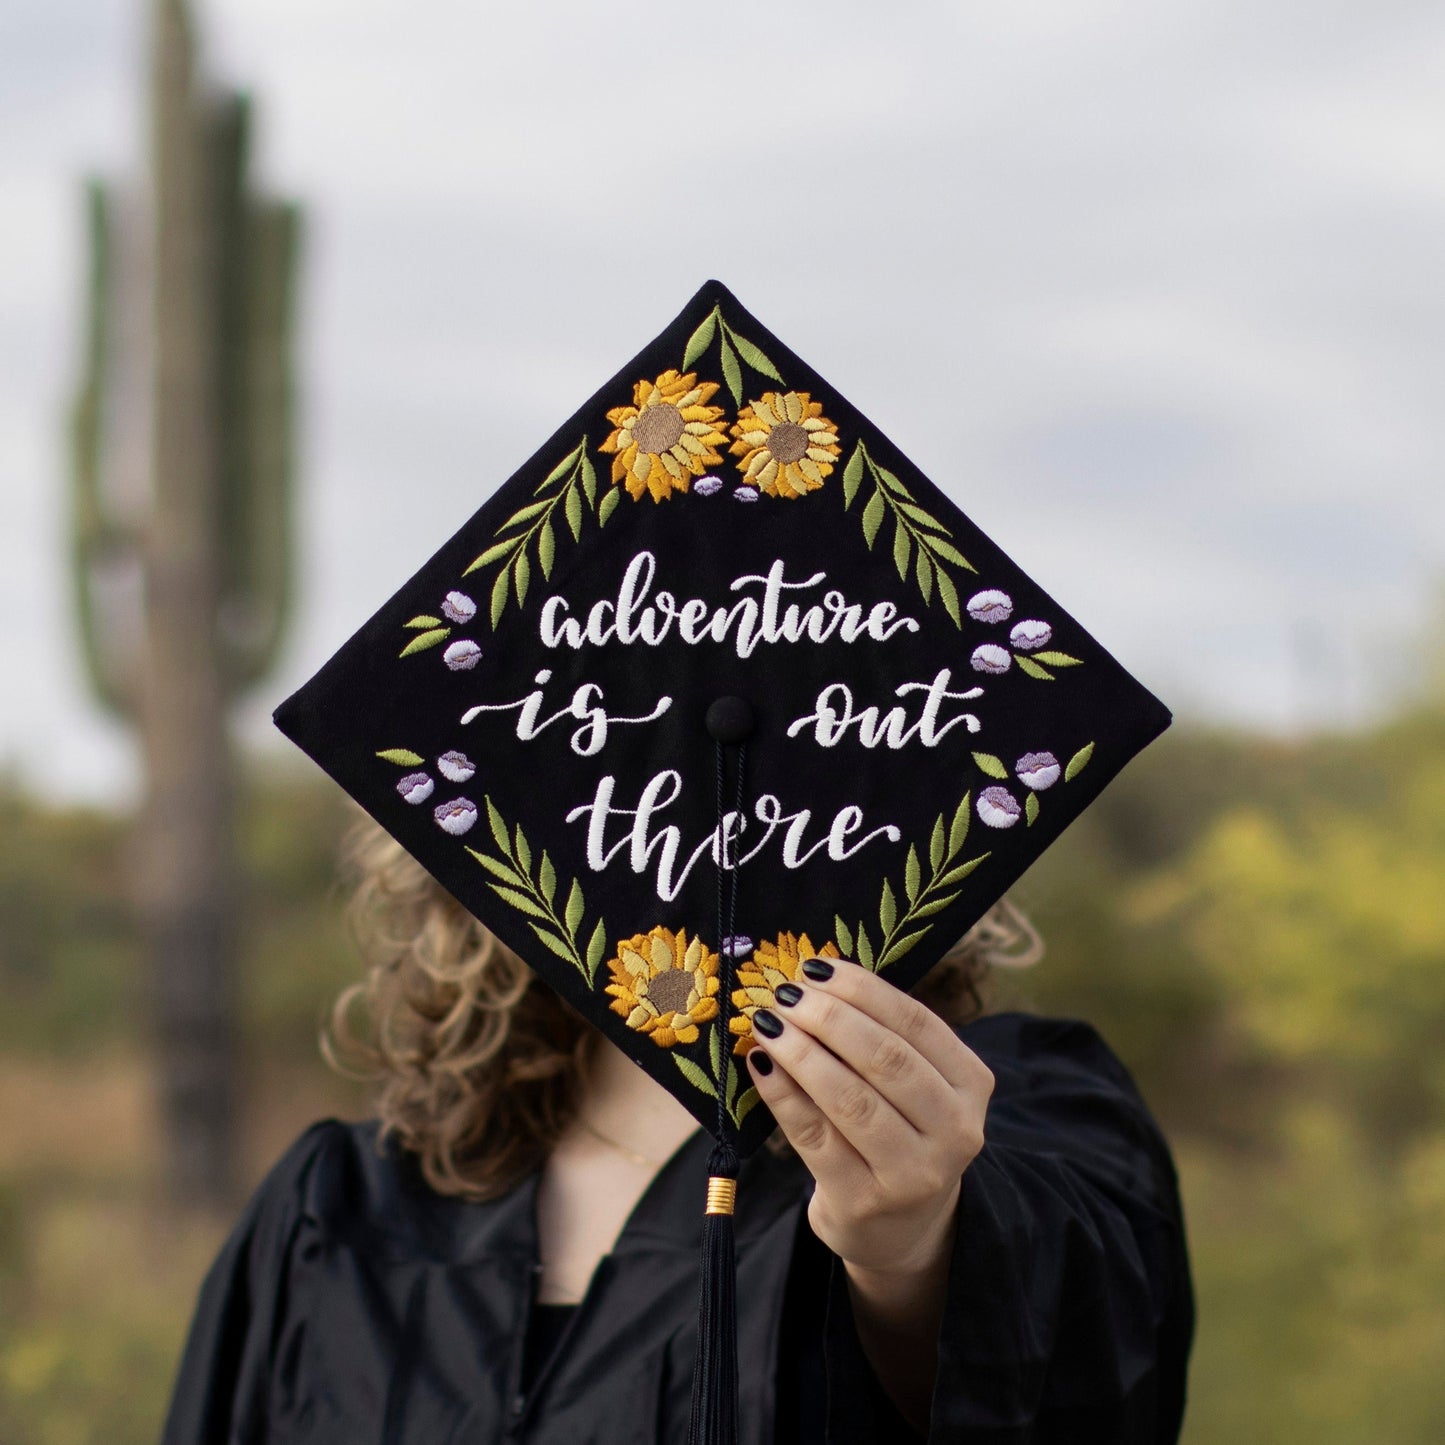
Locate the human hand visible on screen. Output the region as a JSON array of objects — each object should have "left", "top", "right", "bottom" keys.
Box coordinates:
[{"left": 742, "top": 959, "right": 993, "bottom": 1277}]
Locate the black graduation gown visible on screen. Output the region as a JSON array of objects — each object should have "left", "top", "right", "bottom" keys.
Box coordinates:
[{"left": 161, "top": 1012, "right": 1194, "bottom": 1444}]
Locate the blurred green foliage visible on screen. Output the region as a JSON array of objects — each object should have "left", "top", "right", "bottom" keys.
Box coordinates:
[{"left": 1, "top": 706, "right": 1442, "bottom": 1442}]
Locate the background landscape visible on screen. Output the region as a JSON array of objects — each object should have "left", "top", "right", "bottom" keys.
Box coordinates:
[{"left": 2, "top": 2, "right": 1442, "bottom": 1441}]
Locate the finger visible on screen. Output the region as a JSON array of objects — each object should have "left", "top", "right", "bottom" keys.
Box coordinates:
[
  {"left": 743, "top": 1044, "right": 872, "bottom": 1196},
  {"left": 795, "top": 956, "right": 993, "bottom": 1092},
  {"left": 747, "top": 1008, "right": 914, "bottom": 1169},
  {"left": 770, "top": 981, "right": 958, "bottom": 1135}
]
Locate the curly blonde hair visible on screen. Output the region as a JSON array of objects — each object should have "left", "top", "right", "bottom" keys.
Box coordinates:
[{"left": 325, "top": 819, "right": 1043, "bottom": 1201}]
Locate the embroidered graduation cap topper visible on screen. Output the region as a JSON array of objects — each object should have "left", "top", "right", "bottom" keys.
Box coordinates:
[{"left": 275, "top": 280, "right": 1170, "bottom": 1159}]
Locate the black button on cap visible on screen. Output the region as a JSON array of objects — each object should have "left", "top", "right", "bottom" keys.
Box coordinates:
[{"left": 705, "top": 696, "right": 756, "bottom": 744}]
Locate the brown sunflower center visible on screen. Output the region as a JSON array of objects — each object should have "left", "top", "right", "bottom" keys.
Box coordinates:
[
  {"left": 767, "top": 420, "right": 809, "bottom": 464},
  {"left": 632, "top": 403, "right": 685, "bottom": 455},
  {"left": 647, "top": 967, "right": 695, "bottom": 1016}
]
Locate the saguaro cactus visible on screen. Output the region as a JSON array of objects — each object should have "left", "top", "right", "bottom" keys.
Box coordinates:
[{"left": 70, "top": 0, "right": 300, "bottom": 1203}]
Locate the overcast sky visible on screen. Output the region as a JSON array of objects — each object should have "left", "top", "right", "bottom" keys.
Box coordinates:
[{"left": 3, "top": 0, "right": 1442, "bottom": 805}]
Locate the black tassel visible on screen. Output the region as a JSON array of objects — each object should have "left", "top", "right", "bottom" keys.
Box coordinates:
[
  {"left": 687, "top": 1141, "right": 740, "bottom": 1445},
  {"left": 689, "top": 723, "right": 749, "bottom": 1445}
]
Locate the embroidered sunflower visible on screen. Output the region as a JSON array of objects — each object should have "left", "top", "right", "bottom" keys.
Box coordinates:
[
  {"left": 729, "top": 932, "right": 842, "bottom": 1054},
  {"left": 600, "top": 370, "right": 728, "bottom": 503},
  {"left": 728, "top": 392, "right": 841, "bottom": 499},
  {"left": 605, "top": 925, "right": 721, "bottom": 1047}
]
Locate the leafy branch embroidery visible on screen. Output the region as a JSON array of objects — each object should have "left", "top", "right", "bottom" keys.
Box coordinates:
[
  {"left": 834, "top": 792, "right": 990, "bottom": 973},
  {"left": 463, "top": 437, "right": 616, "bottom": 627},
  {"left": 467, "top": 797, "right": 608, "bottom": 984},
  {"left": 673, "top": 1022, "right": 762, "bottom": 1126},
  {"left": 682, "top": 304, "right": 785, "bottom": 406},
  {"left": 841, "top": 440, "right": 975, "bottom": 626}
]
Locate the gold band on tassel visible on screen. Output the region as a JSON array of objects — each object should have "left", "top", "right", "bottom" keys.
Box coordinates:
[{"left": 705, "top": 1175, "right": 737, "bottom": 1216}]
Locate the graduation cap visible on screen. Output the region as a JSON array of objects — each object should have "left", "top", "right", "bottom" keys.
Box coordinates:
[{"left": 274, "top": 280, "right": 1170, "bottom": 1444}]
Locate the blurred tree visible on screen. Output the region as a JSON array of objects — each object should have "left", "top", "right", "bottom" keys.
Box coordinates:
[{"left": 68, "top": 0, "right": 300, "bottom": 1203}]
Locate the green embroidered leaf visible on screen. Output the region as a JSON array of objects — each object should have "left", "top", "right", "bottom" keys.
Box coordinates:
[
  {"left": 719, "top": 334, "right": 743, "bottom": 405},
  {"left": 855, "top": 922, "right": 875, "bottom": 971},
  {"left": 538, "top": 518, "right": 556, "bottom": 579},
  {"left": 490, "top": 884, "right": 549, "bottom": 920},
  {"left": 861, "top": 489, "right": 886, "bottom": 548},
  {"left": 513, "top": 550, "right": 531, "bottom": 607},
  {"left": 895, "top": 499, "right": 947, "bottom": 532},
  {"left": 735, "top": 1085, "right": 762, "bottom": 1123},
  {"left": 725, "top": 1056, "right": 740, "bottom": 1109},
  {"left": 1014, "top": 655, "right": 1054, "bottom": 680},
  {"left": 403, "top": 614, "right": 442, "bottom": 629},
  {"left": 538, "top": 850, "right": 557, "bottom": 905},
  {"left": 709, "top": 1019, "right": 723, "bottom": 1082},
  {"left": 948, "top": 793, "right": 971, "bottom": 855},
  {"left": 376, "top": 748, "right": 425, "bottom": 766},
  {"left": 503, "top": 497, "right": 552, "bottom": 530},
  {"left": 682, "top": 308, "right": 717, "bottom": 369},
  {"left": 1065, "top": 741, "right": 1095, "bottom": 781},
  {"left": 929, "top": 816, "right": 946, "bottom": 872},
  {"left": 541, "top": 443, "right": 582, "bottom": 488},
  {"left": 904, "top": 844, "right": 921, "bottom": 905},
  {"left": 565, "top": 877, "right": 585, "bottom": 936},
  {"left": 399, "top": 627, "right": 450, "bottom": 657},
  {"left": 908, "top": 891, "right": 960, "bottom": 921},
  {"left": 876, "top": 465, "right": 913, "bottom": 500},
  {"left": 512, "top": 823, "right": 532, "bottom": 873},
  {"left": 674, "top": 1054, "right": 718, "bottom": 1099},
  {"left": 469, "top": 849, "right": 526, "bottom": 889},
  {"left": 834, "top": 915, "right": 854, "bottom": 958},
  {"left": 938, "top": 852, "right": 989, "bottom": 888},
  {"left": 927, "top": 536, "right": 974, "bottom": 571},
  {"left": 892, "top": 516, "right": 911, "bottom": 579},
  {"left": 1025, "top": 791, "right": 1041, "bottom": 826},
  {"left": 728, "top": 329, "right": 783, "bottom": 382},
  {"left": 879, "top": 927, "right": 932, "bottom": 970},
  {"left": 1031, "top": 651, "right": 1082, "bottom": 667},
  {"left": 842, "top": 444, "right": 865, "bottom": 510},
  {"left": 529, "top": 922, "right": 578, "bottom": 964},
  {"left": 972, "top": 752, "right": 1008, "bottom": 780},
  {"left": 879, "top": 878, "right": 897, "bottom": 936},
  {"left": 464, "top": 537, "right": 515, "bottom": 575},
  {"left": 916, "top": 548, "right": 934, "bottom": 603},
  {"left": 585, "top": 918, "right": 608, "bottom": 984},
  {"left": 489, "top": 566, "right": 509, "bottom": 627},
  {"left": 486, "top": 797, "right": 510, "bottom": 854},
  {"left": 565, "top": 483, "right": 583, "bottom": 541},
  {"left": 598, "top": 486, "right": 621, "bottom": 527},
  {"left": 580, "top": 448, "right": 597, "bottom": 506},
  {"left": 935, "top": 567, "right": 962, "bottom": 627}
]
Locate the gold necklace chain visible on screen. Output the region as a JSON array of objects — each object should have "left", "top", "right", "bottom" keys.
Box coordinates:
[{"left": 574, "top": 1115, "right": 667, "bottom": 1168}]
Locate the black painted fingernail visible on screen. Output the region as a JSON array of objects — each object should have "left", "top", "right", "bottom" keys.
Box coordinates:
[
  {"left": 752, "top": 1009, "right": 784, "bottom": 1039},
  {"left": 774, "top": 982, "right": 804, "bottom": 1007},
  {"left": 801, "top": 959, "right": 834, "bottom": 982},
  {"left": 748, "top": 1049, "right": 774, "bottom": 1075}
]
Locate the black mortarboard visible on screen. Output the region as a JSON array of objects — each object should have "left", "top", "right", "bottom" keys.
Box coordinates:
[{"left": 274, "top": 280, "right": 1170, "bottom": 1443}]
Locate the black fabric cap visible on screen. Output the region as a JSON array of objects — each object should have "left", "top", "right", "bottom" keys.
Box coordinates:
[{"left": 274, "top": 279, "right": 1170, "bottom": 1158}]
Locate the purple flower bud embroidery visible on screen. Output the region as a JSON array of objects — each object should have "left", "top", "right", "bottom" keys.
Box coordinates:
[
  {"left": 966, "top": 589, "right": 1013, "bottom": 625},
  {"left": 433, "top": 798, "right": 478, "bottom": 836},
  {"left": 443, "top": 639, "right": 482, "bottom": 671},
  {"left": 693, "top": 476, "right": 724, "bottom": 497},
  {"left": 732, "top": 484, "right": 760, "bottom": 503},
  {"left": 721, "top": 934, "right": 754, "bottom": 959},
  {"left": 977, "top": 786, "right": 1022, "bottom": 829},
  {"left": 437, "top": 750, "right": 475, "bottom": 783},
  {"left": 1009, "top": 619, "right": 1052, "bottom": 652},
  {"left": 970, "top": 643, "right": 1012, "bottom": 674},
  {"left": 1015, "top": 751, "right": 1061, "bottom": 791},
  {"left": 441, "top": 591, "right": 477, "bottom": 624},
  {"left": 397, "top": 772, "right": 434, "bottom": 805}
]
